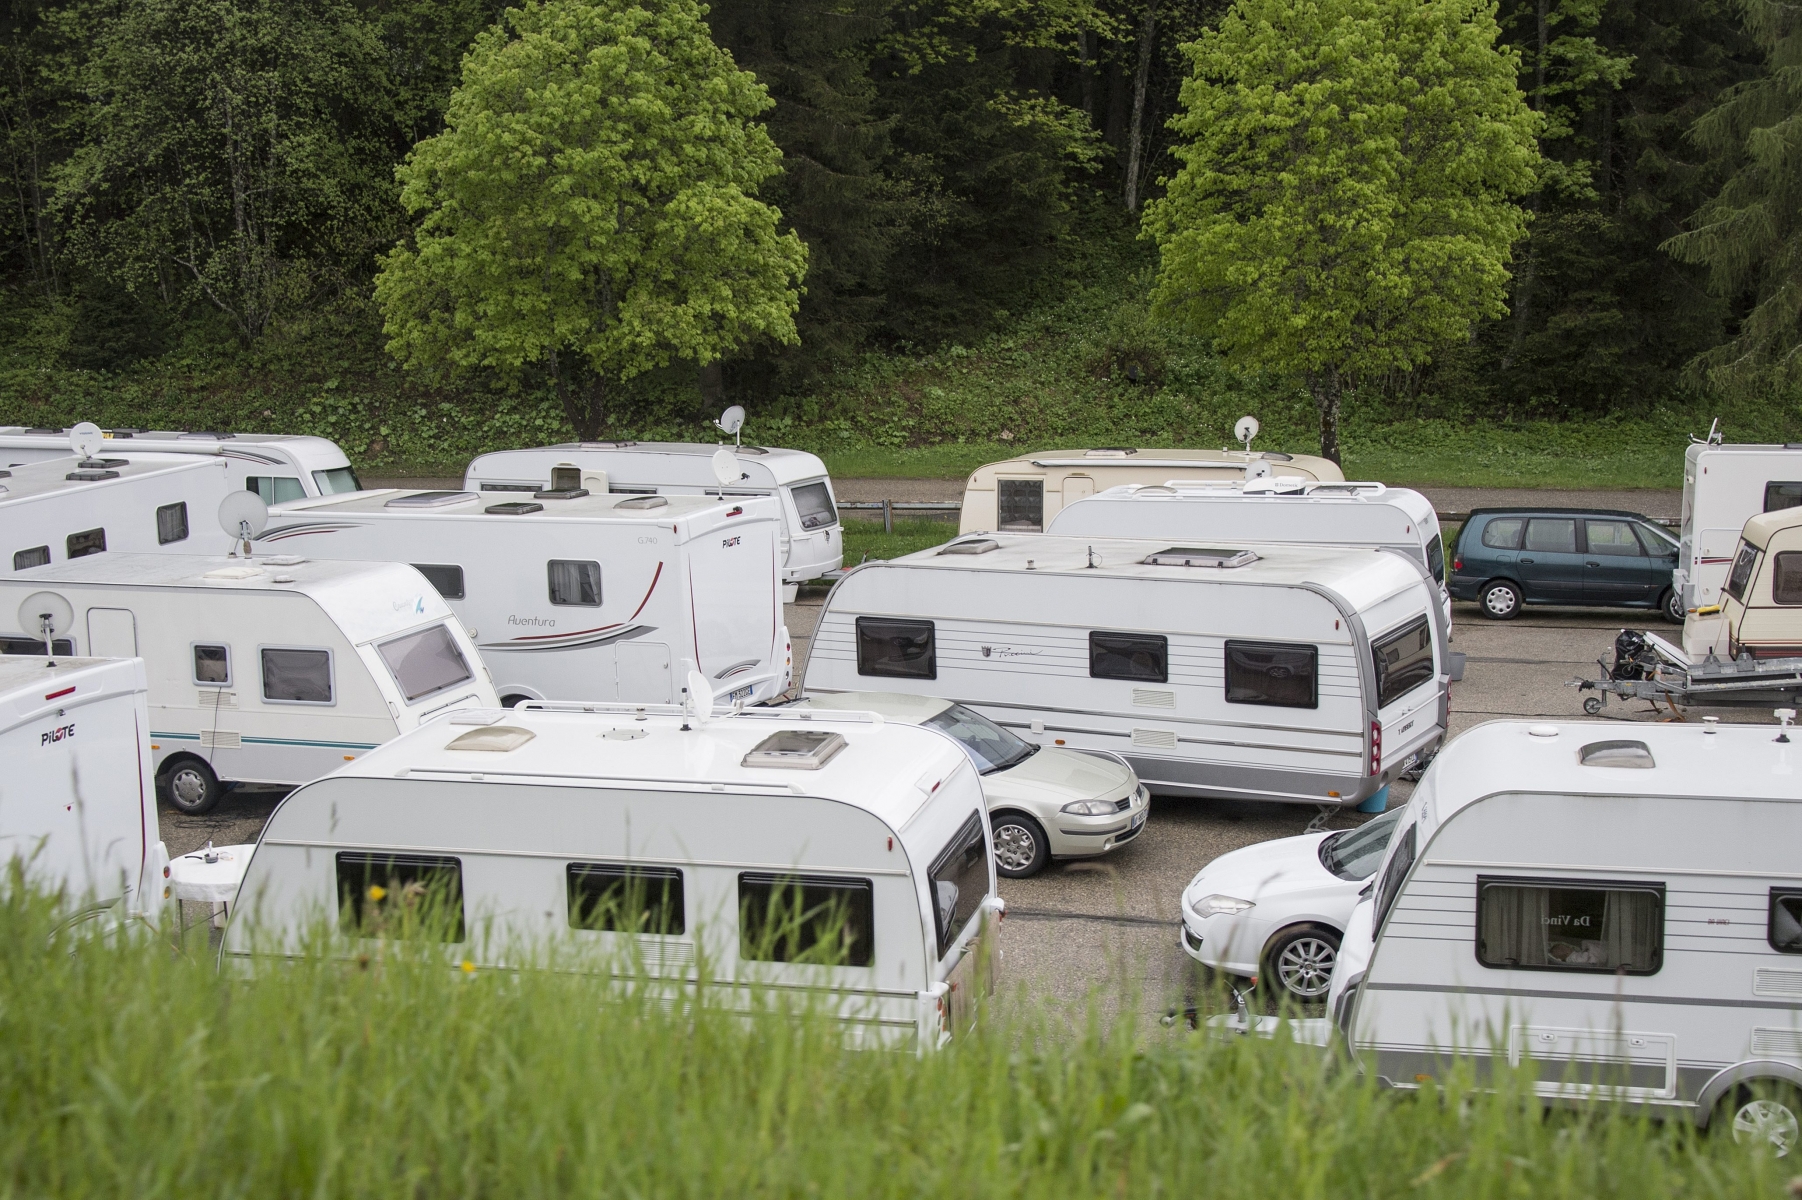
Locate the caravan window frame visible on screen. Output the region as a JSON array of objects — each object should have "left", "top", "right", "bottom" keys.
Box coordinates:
[
  {"left": 191, "top": 643, "right": 231, "bottom": 687},
  {"left": 411, "top": 563, "right": 466, "bottom": 601},
  {"left": 259, "top": 644, "right": 336, "bottom": 706},
  {"left": 1224, "top": 640, "right": 1318, "bottom": 709},
  {"left": 12, "top": 545, "right": 49, "bottom": 571},
  {"left": 547, "top": 559, "right": 603, "bottom": 607},
  {"left": 375, "top": 623, "right": 475, "bottom": 704},
  {"left": 855, "top": 616, "right": 936, "bottom": 680},
  {"left": 737, "top": 871, "right": 875, "bottom": 968},
  {"left": 567, "top": 863, "right": 687, "bottom": 935},
  {"left": 1768, "top": 888, "right": 1802, "bottom": 954},
  {"left": 929, "top": 813, "right": 990, "bottom": 960},
  {"left": 1371, "top": 617, "right": 1434, "bottom": 707},
  {"left": 66, "top": 527, "right": 105, "bottom": 559},
  {"left": 1726, "top": 541, "right": 1760, "bottom": 603},
  {"left": 1089, "top": 631, "right": 1169, "bottom": 683},
  {"left": 1771, "top": 552, "right": 1802, "bottom": 605},
  {"left": 1474, "top": 875, "right": 1665, "bottom": 976},
  {"left": 156, "top": 501, "right": 189, "bottom": 545},
  {"left": 335, "top": 851, "right": 465, "bottom": 942}
]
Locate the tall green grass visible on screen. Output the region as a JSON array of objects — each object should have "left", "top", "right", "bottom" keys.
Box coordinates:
[{"left": 0, "top": 888, "right": 1784, "bottom": 1196}]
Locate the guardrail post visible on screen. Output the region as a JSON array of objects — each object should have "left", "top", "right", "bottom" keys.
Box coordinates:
[{"left": 883, "top": 499, "right": 893, "bottom": 534}]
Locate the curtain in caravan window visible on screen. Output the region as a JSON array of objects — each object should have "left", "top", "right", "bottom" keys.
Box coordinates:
[
  {"left": 1477, "top": 884, "right": 1551, "bottom": 967},
  {"left": 1476, "top": 879, "right": 1663, "bottom": 974},
  {"left": 547, "top": 560, "right": 602, "bottom": 606},
  {"left": 1772, "top": 552, "right": 1802, "bottom": 604},
  {"left": 262, "top": 647, "right": 333, "bottom": 703}
]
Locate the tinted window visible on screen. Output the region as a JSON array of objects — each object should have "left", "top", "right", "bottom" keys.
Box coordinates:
[
  {"left": 855, "top": 616, "right": 935, "bottom": 679},
  {"left": 1089, "top": 631, "right": 1168, "bottom": 682},
  {"left": 1224, "top": 640, "right": 1317, "bottom": 708},
  {"left": 377, "top": 624, "right": 473, "bottom": 702},
  {"left": 1770, "top": 889, "right": 1802, "bottom": 953},
  {"left": 66, "top": 528, "right": 105, "bottom": 559},
  {"left": 1766, "top": 482, "right": 1802, "bottom": 513},
  {"left": 1635, "top": 523, "right": 1677, "bottom": 556},
  {"left": 1476, "top": 878, "right": 1664, "bottom": 974},
  {"left": 1425, "top": 534, "right": 1444, "bottom": 581},
  {"left": 193, "top": 644, "right": 229, "bottom": 685},
  {"left": 261, "top": 647, "right": 333, "bottom": 704},
  {"left": 739, "top": 872, "right": 873, "bottom": 967},
  {"left": 997, "top": 479, "right": 1043, "bottom": 532},
  {"left": 1480, "top": 517, "right": 1524, "bottom": 550},
  {"left": 313, "top": 467, "right": 362, "bottom": 495},
  {"left": 1524, "top": 518, "right": 1577, "bottom": 554},
  {"left": 929, "top": 813, "right": 989, "bottom": 958},
  {"left": 1374, "top": 823, "right": 1416, "bottom": 930},
  {"left": 336, "top": 852, "right": 464, "bottom": 941},
  {"left": 791, "top": 481, "right": 837, "bottom": 530},
  {"left": 246, "top": 476, "right": 305, "bottom": 504},
  {"left": 1775, "top": 553, "right": 1802, "bottom": 605},
  {"left": 1372, "top": 617, "right": 1434, "bottom": 707},
  {"left": 922, "top": 705, "right": 1034, "bottom": 773},
  {"left": 568, "top": 863, "right": 685, "bottom": 934},
  {"left": 1585, "top": 520, "right": 1641, "bottom": 557},
  {"left": 1318, "top": 808, "right": 1403, "bottom": 881},
  {"left": 156, "top": 502, "right": 189, "bottom": 545},
  {"left": 0, "top": 635, "right": 71, "bottom": 656},
  {"left": 13, "top": 545, "right": 49, "bottom": 570},
  {"left": 1726, "top": 541, "right": 1759, "bottom": 603},
  {"left": 412, "top": 563, "right": 466, "bottom": 600},
  {"left": 547, "top": 560, "right": 601, "bottom": 606}
]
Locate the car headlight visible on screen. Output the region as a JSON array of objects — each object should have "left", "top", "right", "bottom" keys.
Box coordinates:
[
  {"left": 1188, "top": 893, "right": 1255, "bottom": 920},
  {"left": 1060, "top": 799, "right": 1118, "bottom": 816}
]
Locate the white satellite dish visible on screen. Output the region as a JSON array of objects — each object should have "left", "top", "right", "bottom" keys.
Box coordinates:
[
  {"left": 1246, "top": 459, "right": 1274, "bottom": 481},
  {"left": 710, "top": 447, "right": 741, "bottom": 487},
  {"left": 1233, "top": 415, "right": 1260, "bottom": 452},
  {"left": 683, "top": 669, "right": 715, "bottom": 727},
  {"left": 716, "top": 405, "right": 746, "bottom": 437},
  {"left": 18, "top": 591, "right": 73, "bottom": 665},
  {"left": 69, "top": 421, "right": 104, "bottom": 462},
  {"left": 218, "top": 491, "right": 268, "bottom": 556}
]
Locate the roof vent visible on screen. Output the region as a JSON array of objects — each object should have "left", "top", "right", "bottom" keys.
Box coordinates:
[
  {"left": 485, "top": 501, "right": 543, "bottom": 516},
  {"left": 1142, "top": 546, "right": 1259, "bottom": 568},
  {"left": 1258, "top": 451, "right": 1294, "bottom": 462},
  {"left": 65, "top": 468, "right": 119, "bottom": 481},
  {"left": 736, "top": 445, "right": 770, "bottom": 455},
  {"left": 202, "top": 566, "right": 265, "bottom": 581},
  {"left": 578, "top": 441, "right": 638, "bottom": 448},
  {"left": 535, "top": 487, "right": 590, "bottom": 500},
  {"left": 1133, "top": 485, "right": 1179, "bottom": 495},
  {"left": 177, "top": 431, "right": 235, "bottom": 440},
  {"left": 445, "top": 725, "right": 535, "bottom": 752},
  {"left": 742, "top": 729, "right": 848, "bottom": 770},
  {"left": 1578, "top": 739, "right": 1655, "bottom": 769},
  {"left": 0, "top": 470, "right": 10, "bottom": 478},
  {"left": 938, "top": 538, "right": 999, "bottom": 555},
  {"left": 614, "top": 495, "right": 669, "bottom": 510},
  {"left": 262, "top": 554, "right": 307, "bottom": 566},
  {"left": 1084, "top": 447, "right": 1137, "bottom": 458},
  {"left": 385, "top": 490, "right": 478, "bottom": 509}
]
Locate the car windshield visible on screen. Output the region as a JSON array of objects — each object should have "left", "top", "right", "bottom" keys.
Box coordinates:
[
  {"left": 1318, "top": 807, "right": 1404, "bottom": 881},
  {"left": 922, "top": 704, "right": 1038, "bottom": 774}
]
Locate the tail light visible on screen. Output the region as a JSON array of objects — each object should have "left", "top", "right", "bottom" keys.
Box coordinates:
[
  {"left": 1452, "top": 558, "right": 1462, "bottom": 571},
  {"left": 1369, "top": 720, "right": 1382, "bottom": 777}
]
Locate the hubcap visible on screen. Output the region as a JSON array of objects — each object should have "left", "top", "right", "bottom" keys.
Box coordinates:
[
  {"left": 993, "top": 823, "right": 1038, "bottom": 872},
  {"left": 1276, "top": 936, "right": 1337, "bottom": 998},
  {"left": 1733, "top": 1098, "right": 1799, "bottom": 1156},
  {"left": 171, "top": 769, "right": 209, "bottom": 807},
  {"left": 1484, "top": 587, "right": 1517, "bottom": 616}
]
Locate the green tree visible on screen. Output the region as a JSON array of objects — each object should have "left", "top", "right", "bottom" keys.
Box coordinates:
[
  {"left": 375, "top": 0, "right": 806, "bottom": 439},
  {"left": 1143, "top": 0, "right": 1538, "bottom": 461},
  {"left": 1663, "top": 0, "right": 1802, "bottom": 398}
]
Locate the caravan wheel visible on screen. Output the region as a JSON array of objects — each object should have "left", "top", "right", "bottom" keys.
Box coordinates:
[
  {"left": 1722, "top": 1084, "right": 1802, "bottom": 1157},
  {"left": 158, "top": 758, "right": 222, "bottom": 816}
]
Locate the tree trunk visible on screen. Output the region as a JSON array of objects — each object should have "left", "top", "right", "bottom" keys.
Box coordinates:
[
  {"left": 1078, "top": 31, "right": 1094, "bottom": 122},
  {"left": 1123, "top": 1, "right": 1157, "bottom": 213},
  {"left": 1305, "top": 368, "right": 1344, "bottom": 465},
  {"left": 550, "top": 350, "right": 609, "bottom": 441}
]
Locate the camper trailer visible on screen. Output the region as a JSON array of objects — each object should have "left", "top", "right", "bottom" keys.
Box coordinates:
[
  {"left": 0, "top": 655, "right": 165, "bottom": 919},
  {"left": 802, "top": 535, "right": 1449, "bottom": 808},
  {"left": 1675, "top": 440, "right": 1802, "bottom": 610},
  {"left": 0, "top": 554, "right": 498, "bottom": 814},
  {"left": 0, "top": 425, "right": 361, "bottom": 501},
  {"left": 259, "top": 488, "right": 787, "bottom": 709},
  {"left": 1326, "top": 718, "right": 1802, "bottom": 1148},
  {"left": 1, "top": 453, "right": 239, "bottom": 574},
  {"left": 1045, "top": 480, "right": 1451, "bottom": 628},
  {"left": 222, "top": 704, "right": 1003, "bottom": 1049},
  {"left": 957, "top": 448, "right": 1345, "bottom": 536},
  {"left": 464, "top": 442, "right": 841, "bottom": 589},
  {"left": 1688, "top": 506, "right": 1802, "bottom": 662}
]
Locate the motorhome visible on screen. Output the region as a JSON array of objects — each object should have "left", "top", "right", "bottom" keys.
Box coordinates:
[
  {"left": 1327, "top": 718, "right": 1802, "bottom": 1149},
  {"left": 1, "top": 452, "right": 239, "bottom": 575},
  {"left": 0, "top": 655, "right": 165, "bottom": 920},
  {"left": 0, "top": 553, "right": 498, "bottom": 814},
  {"left": 0, "top": 425, "right": 361, "bottom": 501},
  {"left": 802, "top": 534, "right": 1449, "bottom": 808},
  {"left": 223, "top": 704, "right": 1003, "bottom": 1049},
  {"left": 259, "top": 488, "right": 788, "bottom": 708},
  {"left": 1675, "top": 440, "right": 1802, "bottom": 610},
  {"left": 464, "top": 442, "right": 841, "bottom": 590},
  {"left": 957, "top": 448, "right": 1345, "bottom": 536},
  {"left": 1045, "top": 480, "right": 1452, "bottom": 630}
]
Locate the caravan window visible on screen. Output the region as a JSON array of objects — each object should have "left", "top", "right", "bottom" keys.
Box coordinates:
[
  {"left": 547, "top": 560, "right": 602, "bottom": 606},
  {"left": 1224, "top": 641, "right": 1317, "bottom": 708},
  {"left": 1726, "top": 541, "right": 1760, "bottom": 603},
  {"left": 13, "top": 545, "right": 49, "bottom": 570},
  {"left": 997, "top": 479, "right": 1043, "bottom": 532},
  {"left": 66, "top": 528, "right": 105, "bottom": 559},
  {"left": 313, "top": 467, "right": 362, "bottom": 495},
  {"left": 1772, "top": 553, "right": 1802, "bottom": 605},
  {"left": 1372, "top": 617, "right": 1434, "bottom": 707},
  {"left": 376, "top": 624, "right": 474, "bottom": 702},
  {"left": 568, "top": 864, "right": 685, "bottom": 935},
  {"left": 929, "top": 813, "right": 990, "bottom": 958},
  {"left": 411, "top": 563, "right": 466, "bottom": 600},
  {"left": 791, "top": 481, "right": 837, "bottom": 530},
  {"left": 192, "top": 644, "right": 230, "bottom": 686},
  {"left": 261, "top": 647, "right": 334, "bottom": 704},
  {"left": 1374, "top": 823, "right": 1416, "bottom": 931},
  {"left": 1, "top": 635, "right": 72, "bottom": 656},
  {"left": 1476, "top": 877, "right": 1664, "bottom": 975},
  {"left": 738, "top": 872, "right": 874, "bottom": 967},
  {"left": 1425, "top": 534, "right": 1444, "bottom": 581},
  {"left": 1090, "top": 632, "right": 1168, "bottom": 683},
  {"left": 156, "top": 502, "right": 188, "bottom": 545},
  {"left": 855, "top": 617, "right": 935, "bottom": 679},
  {"left": 336, "top": 852, "right": 464, "bottom": 941},
  {"left": 1769, "top": 889, "right": 1802, "bottom": 953},
  {"left": 246, "top": 476, "right": 305, "bottom": 504},
  {"left": 1766, "top": 482, "right": 1802, "bottom": 513}
]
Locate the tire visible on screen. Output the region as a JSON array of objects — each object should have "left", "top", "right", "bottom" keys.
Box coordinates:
[
  {"left": 990, "top": 811, "right": 1050, "bottom": 878},
  {"left": 1660, "top": 587, "right": 1686, "bottom": 624},
  {"left": 1717, "top": 1082, "right": 1802, "bottom": 1157},
  {"left": 1583, "top": 696, "right": 1603, "bottom": 715},
  {"left": 1479, "top": 580, "right": 1523, "bottom": 620},
  {"left": 158, "top": 758, "right": 222, "bottom": 816},
  {"left": 1263, "top": 924, "right": 1341, "bottom": 1003},
  {"left": 500, "top": 694, "right": 528, "bottom": 709}
]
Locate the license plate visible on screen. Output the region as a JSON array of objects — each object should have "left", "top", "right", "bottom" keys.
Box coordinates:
[
  {"left": 1131, "top": 809, "right": 1146, "bottom": 830},
  {"left": 728, "top": 685, "right": 754, "bottom": 705}
]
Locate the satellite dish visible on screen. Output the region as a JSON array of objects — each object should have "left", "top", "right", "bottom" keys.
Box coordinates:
[
  {"left": 218, "top": 491, "right": 268, "bottom": 555},
  {"left": 1246, "top": 459, "right": 1274, "bottom": 481},
  {"left": 1233, "top": 415, "right": 1260, "bottom": 452},
  {"left": 69, "top": 422, "right": 104, "bottom": 462},
  {"left": 18, "top": 591, "right": 73, "bottom": 664},
  {"left": 683, "top": 669, "right": 715, "bottom": 727},
  {"left": 710, "top": 448, "right": 740, "bottom": 487},
  {"left": 716, "top": 405, "right": 746, "bottom": 436}
]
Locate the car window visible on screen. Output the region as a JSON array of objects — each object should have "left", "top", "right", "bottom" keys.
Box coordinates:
[
  {"left": 1318, "top": 808, "right": 1403, "bottom": 880},
  {"left": 1524, "top": 518, "right": 1577, "bottom": 554},
  {"left": 1584, "top": 520, "right": 1642, "bottom": 557},
  {"left": 922, "top": 704, "right": 1036, "bottom": 774},
  {"left": 1634, "top": 523, "right": 1676, "bottom": 556},
  {"left": 1479, "top": 517, "right": 1523, "bottom": 550}
]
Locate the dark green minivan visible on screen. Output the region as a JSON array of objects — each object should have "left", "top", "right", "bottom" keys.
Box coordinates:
[{"left": 1449, "top": 508, "right": 1683, "bottom": 622}]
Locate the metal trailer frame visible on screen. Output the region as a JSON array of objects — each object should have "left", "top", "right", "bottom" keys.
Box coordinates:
[{"left": 1572, "top": 629, "right": 1802, "bottom": 713}]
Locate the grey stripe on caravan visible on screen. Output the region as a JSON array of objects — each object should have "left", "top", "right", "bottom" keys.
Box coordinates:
[
  {"left": 1365, "top": 980, "right": 1802, "bottom": 1012},
  {"left": 1427, "top": 857, "right": 1802, "bottom": 882},
  {"left": 990, "top": 719, "right": 1362, "bottom": 760},
  {"left": 259, "top": 838, "right": 916, "bottom": 877},
  {"left": 807, "top": 692, "right": 1367, "bottom": 741}
]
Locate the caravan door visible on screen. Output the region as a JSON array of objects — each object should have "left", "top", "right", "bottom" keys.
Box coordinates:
[{"left": 86, "top": 608, "right": 138, "bottom": 657}]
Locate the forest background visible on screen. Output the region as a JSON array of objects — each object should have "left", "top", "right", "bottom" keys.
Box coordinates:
[{"left": 0, "top": 0, "right": 1790, "bottom": 483}]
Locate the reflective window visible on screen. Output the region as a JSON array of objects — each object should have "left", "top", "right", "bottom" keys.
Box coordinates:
[
  {"left": 1089, "top": 631, "right": 1168, "bottom": 682},
  {"left": 193, "top": 644, "right": 229, "bottom": 685},
  {"left": 312, "top": 467, "right": 363, "bottom": 495},
  {"left": 261, "top": 647, "right": 333, "bottom": 704},
  {"left": 1585, "top": 520, "right": 1642, "bottom": 557},
  {"left": 1726, "top": 541, "right": 1759, "bottom": 603},
  {"left": 1480, "top": 518, "right": 1524, "bottom": 550},
  {"left": 1769, "top": 889, "right": 1802, "bottom": 953},
  {"left": 1225, "top": 640, "right": 1317, "bottom": 708},
  {"left": 1375, "top": 823, "right": 1416, "bottom": 930},
  {"left": 66, "top": 528, "right": 106, "bottom": 559},
  {"left": 13, "top": 545, "right": 49, "bottom": 570},
  {"left": 855, "top": 617, "right": 935, "bottom": 679},
  {"left": 928, "top": 813, "right": 989, "bottom": 958},
  {"left": 547, "top": 560, "right": 602, "bottom": 606},
  {"left": 568, "top": 863, "right": 685, "bottom": 934},
  {"left": 246, "top": 476, "right": 306, "bottom": 504},
  {"left": 739, "top": 872, "right": 873, "bottom": 966},
  {"left": 1774, "top": 553, "right": 1802, "bottom": 605},
  {"left": 376, "top": 624, "right": 473, "bottom": 702},
  {"left": 1318, "top": 808, "right": 1403, "bottom": 881},
  {"left": 412, "top": 563, "right": 465, "bottom": 600},
  {"left": 791, "top": 481, "right": 838, "bottom": 530},
  {"left": 1635, "top": 523, "right": 1677, "bottom": 556},
  {"left": 156, "top": 502, "right": 189, "bottom": 545},
  {"left": 922, "top": 705, "right": 1034, "bottom": 774},
  {"left": 1426, "top": 534, "right": 1444, "bottom": 580},
  {"left": 1477, "top": 878, "right": 1664, "bottom": 974},
  {"left": 1372, "top": 617, "right": 1434, "bottom": 707},
  {"left": 997, "top": 479, "right": 1043, "bottom": 532},
  {"left": 1766, "top": 482, "right": 1802, "bottom": 513},
  {"left": 336, "top": 852, "right": 464, "bottom": 941},
  {"left": 0, "top": 635, "right": 71, "bottom": 656},
  {"left": 1524, "top": 518, "right": 1577, "bottom": 554}
]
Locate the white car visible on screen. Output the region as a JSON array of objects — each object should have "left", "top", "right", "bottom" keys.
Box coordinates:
[
  {"left": 1178, "top": 808, "right": 1402, "bottom": 1002},
  {"left": 792, "top": 691, "right": 1148, "bottom": 877}
]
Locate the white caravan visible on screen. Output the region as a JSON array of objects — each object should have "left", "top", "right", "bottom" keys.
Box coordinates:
[
  {"left": 1327, "top": 719, "right": 1802, "bottom": 1145},
  {"left": 0, "top": 655, "right": 166, "bottom": 920},
  {"left": 1047, "top": 480, "right": 1453, "bottom": 632},
  {"left": 803, "top": 535, "right": 1449, "bottom": 808},
  {"left": 0, "top": 553, "right": 498, "bottom": 813},
  {"left": 1676, "top": 440, "right": 1802, "bottom": 610},
  {"left": 0, "top": 425, "right": 360, "bottom": 501},
  {"left": 260, "top": 488, "right": 787, "bottom": 709},
  {"left": 1, "top": 453, "right": 238, "bottom": 577},
  {"left": 464, "top": 442, "right": 842, "bottom": 588},
  {"left": 224, "top": 704, "right": 1003, "bottom": 1049}
]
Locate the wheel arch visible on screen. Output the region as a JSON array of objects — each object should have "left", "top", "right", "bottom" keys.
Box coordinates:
[
  {"left": 1259, "top": 918, "right": 1344, "bottom": 964},
  {"left": 1694, "top": 1060, "right": 1802, "bottom": 1130}
]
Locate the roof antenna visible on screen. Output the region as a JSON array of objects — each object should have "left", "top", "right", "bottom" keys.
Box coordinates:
[
  {"left": 1087, "top": 544, "right": 1098, "bottom": 569},
  {"left": 1777, "top": 708, "right": 1795, "bottom": 743},
  {"left": 1691, "top": 417, "right": 1722, "bottom": 446}
]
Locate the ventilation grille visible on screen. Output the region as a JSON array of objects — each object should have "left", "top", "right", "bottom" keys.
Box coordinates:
[
  {"left": 199, "top": 729, "right": 241, "bottom": 749},
  {"left": 1751, "top": 1028, "right": 1802, "bottom": 1058},
  {"left": 639, "top": 938, "right": 696, "bottom": 972},
  {"left": 1754, "top": 968, "right": 1802, "bottom": 998},
  {"left": 1131, "top": 728, "right": 1177, "bottom": 749},
  {"left": 197, "top": 690, "right": 238, "bottom": 710},
  {"left": 1132, "top": 688, "right": 1176, "bottom": 709}
]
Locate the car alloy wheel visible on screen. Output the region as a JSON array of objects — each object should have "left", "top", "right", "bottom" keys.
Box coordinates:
[
  {"left": 1267, "top": 925, "right": 1340, "bottom": 1001},
  {"left": 1480, "top": 581, "right": 1522, "bottom": 619},
  {"left": 990, "top": 813, "right": 1048, "bottom": 878},
  {"left": 1730, "top": 1093, "right": 1800, "bottom": 1157}
]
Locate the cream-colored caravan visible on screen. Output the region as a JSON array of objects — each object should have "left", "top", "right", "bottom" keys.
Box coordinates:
[
  {"left": 1694, "top": 505, "right": 1802, "bottom": 659},
  {"left": 957, "top": 448, "right": 1344, "bottom": 535}
]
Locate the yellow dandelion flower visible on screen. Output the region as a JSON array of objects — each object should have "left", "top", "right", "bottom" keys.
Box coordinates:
[
  {"left": 460, "top": 959, "right": 477, "bottom": 974},
  {"left": 367, "top": 884, "right": 387, "bottom": 902}
]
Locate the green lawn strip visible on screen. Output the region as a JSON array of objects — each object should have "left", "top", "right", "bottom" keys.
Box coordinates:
[{"left": 839, "top": 517, "right": 960, "bottom": 563}]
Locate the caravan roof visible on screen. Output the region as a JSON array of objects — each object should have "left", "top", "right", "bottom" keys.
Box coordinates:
[
  {"left": 0, "top": 452, "right": 224, "bottom": 505},
  {"left": 471, "top": 442, "right": 830, "bottom": 488},
  {"left": 1737, "top": 505, "right": 1802, "bottom": 548},
  {"left": 270, "top": 486, "right": 744, "bottom": 527}
]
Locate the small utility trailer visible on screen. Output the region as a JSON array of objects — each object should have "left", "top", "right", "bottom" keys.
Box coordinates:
[{"left": 1573, "top": 629, "right": 1802, "bottom": 714}]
